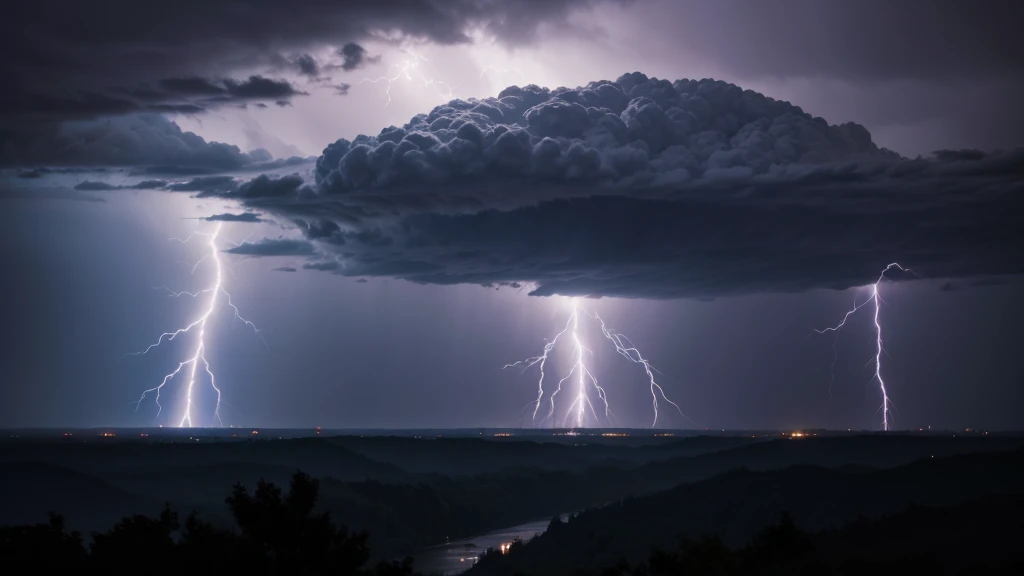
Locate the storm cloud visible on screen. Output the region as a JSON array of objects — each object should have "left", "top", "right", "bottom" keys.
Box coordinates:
[
  {"left": 220, "top": 73, "right": 1022, "bottom": 299},
  {"left": 0, "top": 0, "right": 605, "bottom": 123},
  {"left": 336, "top": 44, "right": 381, "bottom": 72},
  {"left": 226, "top": 238, "right": 316, "bottom": 257},
  {"left": 203, "top": 212, "right": 264, "bottom": 223},
  {"left": 2, "top": 115, "right": 259, "bottom": 170}
]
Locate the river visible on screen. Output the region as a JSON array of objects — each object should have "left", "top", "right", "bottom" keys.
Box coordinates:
[{"left": 412, "top": 515, "right": 567, "bottom": 576}]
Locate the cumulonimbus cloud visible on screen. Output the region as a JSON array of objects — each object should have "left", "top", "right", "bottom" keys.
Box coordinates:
[{"left": 203, "top": 73, "right": 1024, "bottom": 298}]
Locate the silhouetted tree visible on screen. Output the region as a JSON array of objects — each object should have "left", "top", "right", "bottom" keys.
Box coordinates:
[
  {"left": 0, "top": 472, "right": 411, "bottom": 575},
  {"left": 0, "top": 514, "right": 86, "bottom": 569},
  {"left": 178, "top": 511, "right": 243, "bottom": 572},
  {"left": 225, "top": 471, "right": 372, "bottom": 574},
  {"left": 90, "top": 504, "right": 179, "bottom": 574},
  {"left": 738, "top": 511, "right": 814, "bottom": 573}
]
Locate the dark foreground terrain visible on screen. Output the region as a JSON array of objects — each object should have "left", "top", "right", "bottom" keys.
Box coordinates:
[{"left": 1, "top": 430, "right": 1021, "bottom": 574}]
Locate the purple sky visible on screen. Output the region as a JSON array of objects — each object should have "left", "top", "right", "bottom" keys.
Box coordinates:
[{"left": 0, "top": 0, "right": 1021, "bottom": 431}]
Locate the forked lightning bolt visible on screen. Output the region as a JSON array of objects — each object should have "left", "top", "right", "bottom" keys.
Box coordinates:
[
  {"left": 548, "top": 299, "right": 611, "bottom": 428},
  {"left": 131, "top": 223, "right": 263, "bottom": 427},
  {"left": 591, "top": 311, "right": 687, "bottom": 428},
  {"left": 504, "top": 297, "right": 684, "bottom": 428},
  {"left": 359, "top": 50, "right": 460, "bottom": 107},
  {"left": 815, "top": 263, "right": 913, "bottom": 431}
]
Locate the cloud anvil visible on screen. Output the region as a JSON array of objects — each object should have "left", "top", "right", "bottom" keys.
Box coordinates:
[{"left": 221, "top": 74, "right": 1022, "bottom": 299}]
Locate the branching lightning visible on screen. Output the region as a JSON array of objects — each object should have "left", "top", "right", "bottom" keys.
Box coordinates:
[
  {"left": 131, "top": 223, "right": 264, "bottom": 427},
  {"left": 359, "top": 49, "right": 460, "bottom": 107},
  {"left": 815, "top": 263, "right": 913, "bottom": 431},
  {"left": 504, "top": 297, "right": 685, "bottom": 428},
  {"left": 592, "top": 311, "right": 686, "bottom": 428}
]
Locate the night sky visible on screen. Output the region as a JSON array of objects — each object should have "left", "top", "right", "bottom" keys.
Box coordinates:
[{"left": 1, "top": 0, "right": 1021, "bottom": 431}]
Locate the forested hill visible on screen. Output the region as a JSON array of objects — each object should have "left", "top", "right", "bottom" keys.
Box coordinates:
[{"left": 468, "top": 447, "right": 1024, "bottom": 576}]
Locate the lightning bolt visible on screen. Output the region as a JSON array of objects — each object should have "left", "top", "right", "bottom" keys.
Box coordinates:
[
  {"left": 591, "top": 311, "right": 687, "bottom": 428},
  {"left": 553, "top": 299, "right": 611, "bottom": 428},
  {"left": 504, "top": 297, "right": 683, "bottom": 428},
  {"left": 131, "top": 223, "right": 264, "bottom": 427},
  {"left": 359, "top": 49, "right": 460, "bottom": 107},
  {"left": 815, "top": 263, "right": 913, "bottom": 431}
]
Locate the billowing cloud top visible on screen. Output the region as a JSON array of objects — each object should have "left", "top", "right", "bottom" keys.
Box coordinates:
[
  {"left": 219, "top": 73, "right": 1022, "bottom": 299},
  {"left": 314, "top": 72, "right": 891, "bottom": 192}
]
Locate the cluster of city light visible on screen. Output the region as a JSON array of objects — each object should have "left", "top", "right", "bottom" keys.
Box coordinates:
[
  {"left": 505, "top": 297, "right": 685, "bottom": 428},
  {"left": 131, "top": 224, "right": 263, "bottom": 427}
]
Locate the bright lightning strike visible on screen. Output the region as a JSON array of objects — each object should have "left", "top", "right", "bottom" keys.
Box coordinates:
[
  {"left": 359, "top": 50, "right": 460, "bottom": 107},
  {"left": 815, "top": 263, "right": 913, "bottom": 431},
  {"left": 131, "top": 223, "right": 264, "bottom": 427},
  {"left": 591, "top": 311, "right": 686, "bottom": 428},
  {"left": 504, "top": 297, "right": 684, "bottom": 428}
]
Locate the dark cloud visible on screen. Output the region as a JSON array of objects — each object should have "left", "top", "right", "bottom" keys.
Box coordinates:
[
  {"left": 1, "top": 0, "right": 605, "bottom": 171},
  {"left": 217, "top": 174, "right": 311, "bottom": 199},
  {"left": 159, "top": 77, "right": 226, "bottom": 97},
  {"left": 155, "top": 75, "right": 305, "bottom": 107},
  {"left": 0, "top": 114, "right": 258, "bottom": 169},
  {"left": 272, "top": 266, "right": 297, "bottom": 272},
  {"left": 225, "top": 238, "right": 317, "bottom": 257},
  {"left": 334, "top": 83, "right": 352, "bottom": 96},
  {"left": 220, "top": 73, "right": 1022, "bottom": 299},
  {"left": 0, "top": 0, "right": 602, "bottom": 125},
  {"left": 296, "top": 54, "right": 319, "bottom": 77},
  {"left": 226, "top": 76, "right": 302, "bottom": 100},
  {"left": 203, "top": 212, "right": 264, "bottom": 223},
  {"left": 165, "top": 175, "right": 237, "bottom": 193},
  {"left": 73, "top": 181, "right": 120, "bottom": 191},
  {"left": 337, "top": 43, "right": 381, "bottom": 72},
  {"left": 303, "top": 261, "right": 342, "bottom": 272},
  {"left": 129, "top": 180, "right": 169, "bottom": 189},
  {"left": 0, "top": 75, "right": 305, "bottom": 127},
  {"left": 248, "top": 149, "right": 274, "bottom": 163}
]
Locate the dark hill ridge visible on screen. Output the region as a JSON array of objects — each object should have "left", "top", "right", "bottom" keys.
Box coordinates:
[
  {"left": 466, "top": 447, "right": 1024, "bottom": 576},
  {"left": 326, "top": 434, "right": 763, "bottom": 475},
  {"left": 2, "top": 434, "right": 1021, "bottom": 560},
  {"left": 811, "top": 494, "right": 1024, "bottom": 572},
  {"left": 0, "top": 461, "right": 163, "bottom": 531},
  {"left": 0, "top": 437, "right": 411, "bottom": 488},
  {"left": 632, "top": 433, "right": 1022, "bottom": 493}
]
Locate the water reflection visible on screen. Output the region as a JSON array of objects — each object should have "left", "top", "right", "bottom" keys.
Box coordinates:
[{"left": 413, "top": 516, "right": 566, "bottom": 575}]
